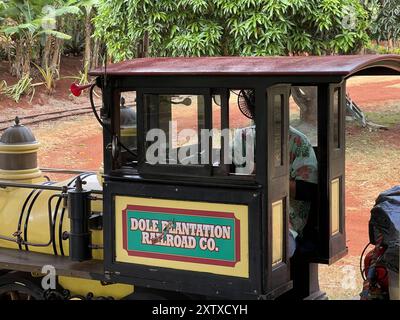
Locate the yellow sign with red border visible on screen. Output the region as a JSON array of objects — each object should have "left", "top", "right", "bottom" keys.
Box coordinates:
[{"left": 115, "top": 196, "right": 249, "bottom": 278}]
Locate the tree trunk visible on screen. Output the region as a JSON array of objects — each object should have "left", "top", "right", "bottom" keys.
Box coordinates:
[
  {"left": 135, "top": 32, "right": 149, "bottom": 58},
  {"left": 83, "top": 11, "right": 92, "bottom": 69},
  {"left": 11, "top": 38, "right": 22, "bottom": 77},
  {"left": 136, "top": 39, "right": 144, "bottom": 58},
  {"left": 143, "top": 31, "right": 149, "bottom": 57},
  {"left": 50, "top": 18, "right": 65, "bottom": 79},
  {"left": 22, "top": 44, "right": 30, "bottom": 76},
  {"left": 388, "top": 38, "right": 394, "bottom": 49},
  {"left": 42, "top": 35, "right": 52, "bottom": 68},
  {"left": 291, "top": 86, "right": 318, "bottom": 125},
  {"left": 5, "top": 40, "right": 13, "bottom": 73},
  {"left": 8, "top": 35, "right": 32, "bottom": 78},
  {"left": 50, "top": 38, "right": 62, "bottom": 78},
  {"left": 222, "top": 35, "right": 229, "bottom": 56},
  {"left": 91, "top": 38, "right": 101, "bottom": 69}
]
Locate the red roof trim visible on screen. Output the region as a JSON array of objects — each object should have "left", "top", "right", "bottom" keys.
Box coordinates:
[{"left": 89, "top": 55, "right": 400, "bottom": 78}]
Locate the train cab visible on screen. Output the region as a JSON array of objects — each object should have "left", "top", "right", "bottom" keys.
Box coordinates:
[{"left": 85, "top": 55, "right": 400, "bottom": 300}]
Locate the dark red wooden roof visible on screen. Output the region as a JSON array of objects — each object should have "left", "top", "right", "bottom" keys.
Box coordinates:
[{"left": 89, "top": 55, "right": 400, "bottom": 78}]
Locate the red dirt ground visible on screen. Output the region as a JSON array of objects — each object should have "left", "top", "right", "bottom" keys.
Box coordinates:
[
  {"left": 345, "top": 123, "right": 400, "bottom": 256},
  {"left": 0, "top": 56, "right": 86, "bottom": 109},
  {"left": 347, "top": 77, "right": 400, "bottom": 110}
]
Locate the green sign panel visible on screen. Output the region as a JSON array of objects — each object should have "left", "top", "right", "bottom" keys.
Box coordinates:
[{"left": 122, "top": 205, "right": 240, "bottom": 266}]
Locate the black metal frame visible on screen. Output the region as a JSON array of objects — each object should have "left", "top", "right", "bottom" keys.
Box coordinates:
[
  {"left": 103, "top": 178, "right": 267, "bottom": 299},
  {"left": 310, "top": 82, "right": 348, "bottom": 264},
  {"left": 98, "top": 73, "right": 347, "bottom": 299},
  {"left": 265, "top": 84, "right": 291, "bottom": 291}
]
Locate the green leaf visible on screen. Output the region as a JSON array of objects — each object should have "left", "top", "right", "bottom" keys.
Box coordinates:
[{"left": 39, "top": 29, "right": 72, "bottom": 40}]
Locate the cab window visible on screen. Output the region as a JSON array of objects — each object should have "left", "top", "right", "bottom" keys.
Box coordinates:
[
  {"left": 137, "top": 89, "right": 256, "bottom": 179},
  {"left": 118, "top": 91, "right": 137, "bottom": 168},
  {"left": 143, "top": 93, "right": 206, "bottom": 166}
]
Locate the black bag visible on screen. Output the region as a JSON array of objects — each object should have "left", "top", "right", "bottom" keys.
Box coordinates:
[{"left": 369, "top": 185, "right": 400, "bottom": 273}]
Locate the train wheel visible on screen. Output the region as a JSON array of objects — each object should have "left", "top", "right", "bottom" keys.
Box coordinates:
[{"left": 0, "top": 272, "right": 44, "bottom": 300}]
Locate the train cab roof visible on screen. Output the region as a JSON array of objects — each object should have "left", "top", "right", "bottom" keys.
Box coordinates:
[{"left": 89, "top": 54, "right": 400, "bottom": 79}]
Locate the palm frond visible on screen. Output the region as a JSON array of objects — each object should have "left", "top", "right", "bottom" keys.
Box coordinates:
[
  {"left": 1, "top": 75, "right": 35, "bottom": 103},
  {"left": 32, "top": 63, "right": 58, "bottom": 94},
  {"left": 54, "top": 6, "right": 82, "bottom": 17},
  {"left": 38, "top": 29, "right": 72, "bottom": 40},
  {"left": 2, "top": 22, "right": 37, "bottom": 35}
]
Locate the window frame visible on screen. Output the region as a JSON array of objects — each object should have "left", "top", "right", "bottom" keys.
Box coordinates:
[
  {"left": 331, "top": 86, "right": 343, "bottom": 151},
  {"left": 113, "top": 87, "right": 259, "bottom": 181},
  {"left": 137, "top": 88, "right": 213, "bottom": 177},
  {"left": 267, "top": 85, "right": 290, "bottom": 179},
  {"left": 116, "top": 89, "right": 139, "bottom": 168}
]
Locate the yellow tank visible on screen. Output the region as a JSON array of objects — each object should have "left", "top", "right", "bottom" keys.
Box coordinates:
[
  {"left": 0, "top": 175, "right": 133, "bottom": 298},
  {"left": 0, "top": 119, "right": 133, "bottom": 299},
  {"left": 0, "top": 175, "right": 103, "bottom": 256}
]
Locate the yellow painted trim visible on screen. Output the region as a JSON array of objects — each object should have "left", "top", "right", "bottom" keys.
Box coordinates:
[
  {"left": 58, "top": 276, "right": 133, "bottom": 299},
  {"left": 96, "top": 163, "right": 104, "bottom": 185},
  {"left": 0, "top": 168, "right": 40, "bottom": 174},
  {"left": 331, "top": 178, "right": 340, "bottom": 236},
  {"left": 0, "top": 167, "right": 42, "bottom": 180},
  {"left": 120, "top": 127, "right": 137, "bottom": 137},
  {"left": 272, "top": 200, "right": 284, "bottom": 267},
  {"left": 0, "top": 142, "right": 40, "bottom": 153},
  {"left": 115, "top": 196, "right": 249, "bottom": 278},
  {"left": 0, "top": 150, "right": 38, "bottom": 154}
]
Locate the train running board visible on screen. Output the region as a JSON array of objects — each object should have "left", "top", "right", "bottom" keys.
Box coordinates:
[{"left": 0, "top": 247, "right": 104, "bottom": 281}]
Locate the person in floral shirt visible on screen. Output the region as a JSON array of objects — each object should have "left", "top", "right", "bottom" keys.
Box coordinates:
[
  {"left": 288, "top": 126, "right": 318, "bottom": 256},
  {"left": 232, "top": 125, "right": 318, "bottom": 257}
]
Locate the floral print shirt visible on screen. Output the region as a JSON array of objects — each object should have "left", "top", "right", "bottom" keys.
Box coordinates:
[
  {"left": 232, "top": 125, "right": 318, "bottom": 236},
  {"left": 289, "top": 126, "right": 318, "bottom": 236}
]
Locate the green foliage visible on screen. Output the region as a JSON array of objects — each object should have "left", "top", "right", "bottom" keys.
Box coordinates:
[
  {"left": 365, "top": 111, "right": 400, "bottom": 128},
  {"left": 1, "top": 74, "right": 35, "bottom": 102},
  {"left": 366, "top": 43, "right": 400, "bottom": 55},
  {"left": 94, "top": 0, "right": 376, "bottom": 60},
  {"left": 64, "top": 0, "right": 100, "bottom": 50},
  {"left": 64, "top": 61, "right": 90, "bottom": 85},
  {"left": 371, "top": 0, "right": 400, "bottom": 43},
  {"left": 0, "top": 1, "right": 77, "bottom": 41},
  {"left": 32, "top": 62, "right": 59, "bottom": 94},
  {"left": 0, "top": 0, "right": 82, "bottom": 79},
  {"left": 0, "top": 79, "right": 5, "bottom": 92}
]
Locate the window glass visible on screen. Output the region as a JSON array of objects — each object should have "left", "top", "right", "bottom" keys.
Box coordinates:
[
  {"left": 141, "top": 90, "right": 256, "bottom": 177},
  {"left": 273, "top": 94, "right": 284, "bottom": 167},
  {"left": 333, "top": 87, "right": 341, "bottom": 149},
  {"left": 229, "top": 89, "right": 256, "bottom": 175},
  {"left": 119, "top": 91, "right": 137, "bottom": 166},
  {"left": 212, "top": 94, "right": 222, "bottom": 166},
  {"left": 144, "top": 94, "right": 205, "bottom": 165},
  {"left": 290, "top": 86, "right": 318, "bottom": 147}
]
